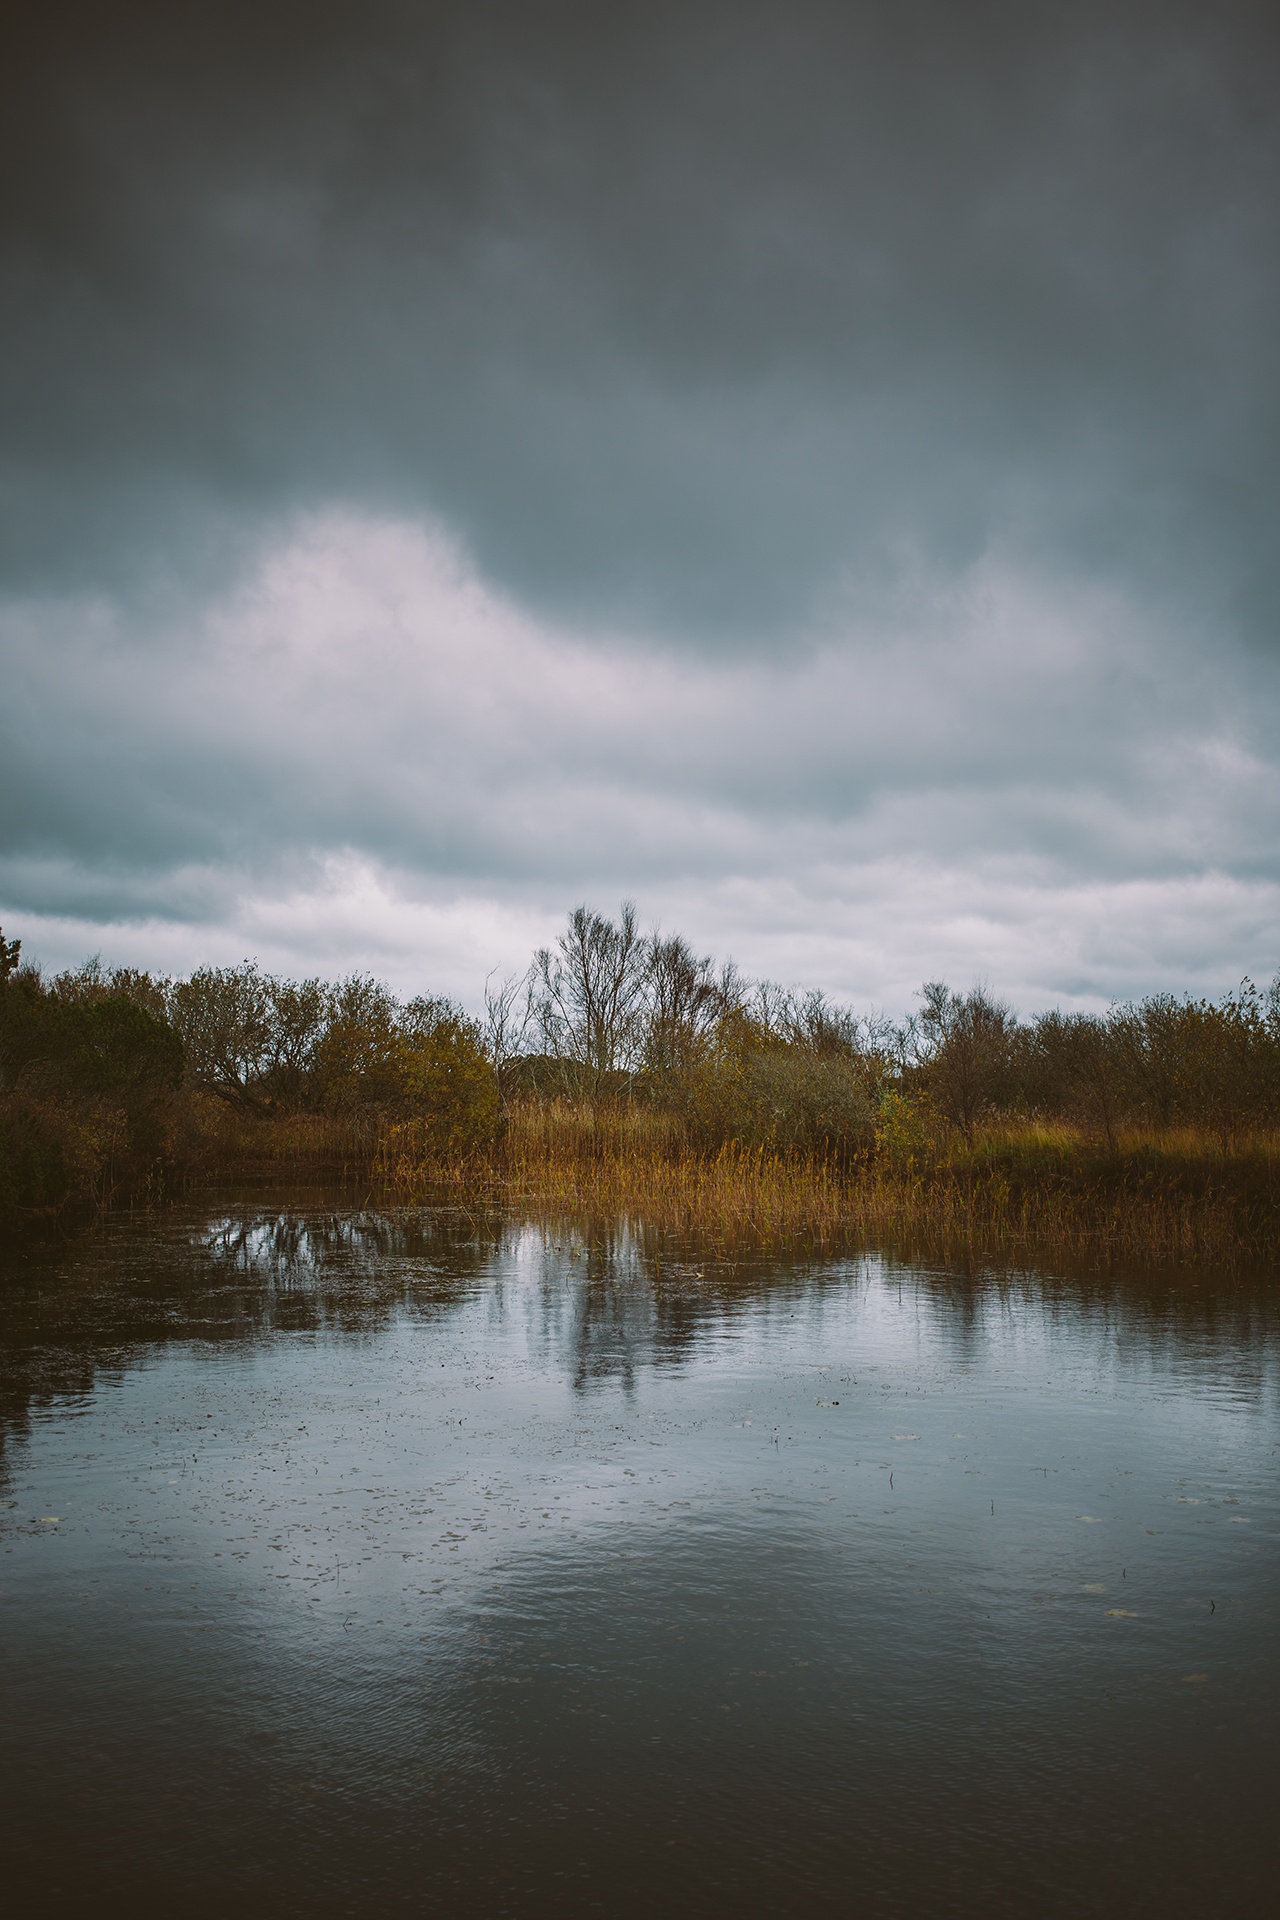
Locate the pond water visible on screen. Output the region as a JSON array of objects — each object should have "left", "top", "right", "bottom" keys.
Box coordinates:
[{"left": 1, "top": 1200, "right": 1277, "bottom": 1917}]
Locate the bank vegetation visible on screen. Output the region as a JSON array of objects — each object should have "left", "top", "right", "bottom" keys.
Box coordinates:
[{"left": 3, "top": 908, "right": 1279, "bottom": 1269}]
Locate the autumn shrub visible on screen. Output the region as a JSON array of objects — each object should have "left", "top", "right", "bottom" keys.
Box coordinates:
[
  {"left": 674, "top": 1011, "right": 875, "bottom": 1161},
  {"left": 395, "top": 1006, "right": 500, "bottom": 1154},
  {"left": 0, "top": 946, "right": 186, "bottom": 1223}
]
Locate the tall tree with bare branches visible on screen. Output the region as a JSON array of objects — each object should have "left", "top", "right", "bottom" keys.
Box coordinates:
[{"left": 532, "top": 903, "right": 647, "bottom": 1093}]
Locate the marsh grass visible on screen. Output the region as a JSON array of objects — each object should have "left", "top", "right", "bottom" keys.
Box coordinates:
[
  {"left": 371, "top": 1098, "right": 1280, "bottom": 1272},
  {"left": 13, "top": 1080, "right": 1277, "bottom": 1271}
]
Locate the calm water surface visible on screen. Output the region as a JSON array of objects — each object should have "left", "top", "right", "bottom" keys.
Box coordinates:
[{"left": 2, "top": 1200, "right": 1277, "bottom": 1916}]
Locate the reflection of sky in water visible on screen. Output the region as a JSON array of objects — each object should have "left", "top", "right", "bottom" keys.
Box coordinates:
[{"left": 1, "top": 1206, "right": 1276, "bottom": 1916}]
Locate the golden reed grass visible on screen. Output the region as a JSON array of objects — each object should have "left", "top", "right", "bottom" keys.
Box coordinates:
[{"left": 371, "top": 1098, "right": 1280, "bottom": 1272}]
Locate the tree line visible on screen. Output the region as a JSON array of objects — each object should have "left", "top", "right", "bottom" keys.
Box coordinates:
[{"left": 3, "top": 905, "right": 1280, "bottom": 1224}]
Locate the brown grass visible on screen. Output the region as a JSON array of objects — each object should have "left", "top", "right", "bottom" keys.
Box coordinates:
[
  {"left": 160, "top": 1094, "right": 380, "bottom": 1182},
  {"left": 369, "top": 1098, "right": 1280, "bottom": 1272},
  {"left": 54, "top": 1088, "right": 1264, "bottom": 1270}
]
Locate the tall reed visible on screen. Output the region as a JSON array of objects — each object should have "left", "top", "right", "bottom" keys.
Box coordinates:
[{"left": 374, "top": 1098, "right": 1280, "bottom": 1272}]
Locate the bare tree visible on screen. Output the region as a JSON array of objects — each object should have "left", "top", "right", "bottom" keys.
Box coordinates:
[
  {"left": 779, "top": 987, "right": 863, "bottom": 1058},
  {"left": 532, "top": 903, "right": 648, "bottom": 1092},
  {"left": 483, "top": 968, "right": 533, "bottom": 1109},
  {"left": 913, "top": 981, "right": 1016, "bottom": 1138},
  {"left": 642, "top": 932, "right": 721, "bottom": 1077},
  {"left": 749, "top": 977, "right": 791, "bottom": 1040}
]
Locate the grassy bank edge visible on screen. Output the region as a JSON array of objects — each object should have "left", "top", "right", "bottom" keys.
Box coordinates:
[
  {"left": 6, "top": 1096, "right": 1279, "bottom": 1275},
  {"left": 375, "top": 1104, "right": 1280, "bottom": 1274}
]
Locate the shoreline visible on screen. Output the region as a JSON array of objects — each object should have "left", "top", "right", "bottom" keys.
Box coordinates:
[{"left": 13, "top": 1122, "right": 1277, "bottom": 1277}]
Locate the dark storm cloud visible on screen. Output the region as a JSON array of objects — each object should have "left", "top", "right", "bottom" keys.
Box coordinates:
[
  {"left": 4, "top": 2, "right": 1280, "bottom": 1005},
  {"left": 4, "top": 0, "right": 1278, "bottom": 638}
]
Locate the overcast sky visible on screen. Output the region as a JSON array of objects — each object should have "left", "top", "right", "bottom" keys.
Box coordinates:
[{"left": 3, "top": 0, "right": 1279, "bottom": 1012}]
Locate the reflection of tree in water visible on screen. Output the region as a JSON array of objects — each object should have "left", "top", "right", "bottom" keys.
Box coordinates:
[
  {"left": 2, "top": 1201, "right": 1277, "bottom": 1453},
  {"left": 203, "top": 1209, "right": 860, "bottom": 1392},
  {"left": 0, "top": 1203, "right": 500, "bottom": 1449},
  {"left": 519, "top": 1217, "right": 865, "bottom": 1393},
  {"left": 521, "top": 1223, "right": 1280, "bottom": 1402},
  {"left": 525, "top": 1227, "right": 699, "bottom": 1394},
  {"left": 202, "top": 1206, "right": 501, "bottom": 1322},
  {"left": 904, "top": 1258, "right": 1280, "bottom": 1404}
]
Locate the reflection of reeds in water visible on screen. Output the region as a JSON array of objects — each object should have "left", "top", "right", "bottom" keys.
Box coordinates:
[{"left": 373, "top": 1099, "right": 1280, "bottom": 1271}]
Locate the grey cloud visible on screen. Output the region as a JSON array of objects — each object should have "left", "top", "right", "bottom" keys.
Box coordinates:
[
  {"left": 2, "top": 515, "right": 1274, "bottom": 934},
  {"left": 5, "top": 4, "right": 1280, "bottom": 1008},
  {"left": 3, "top": 1, "right": 1278, "bottom": 642}
]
